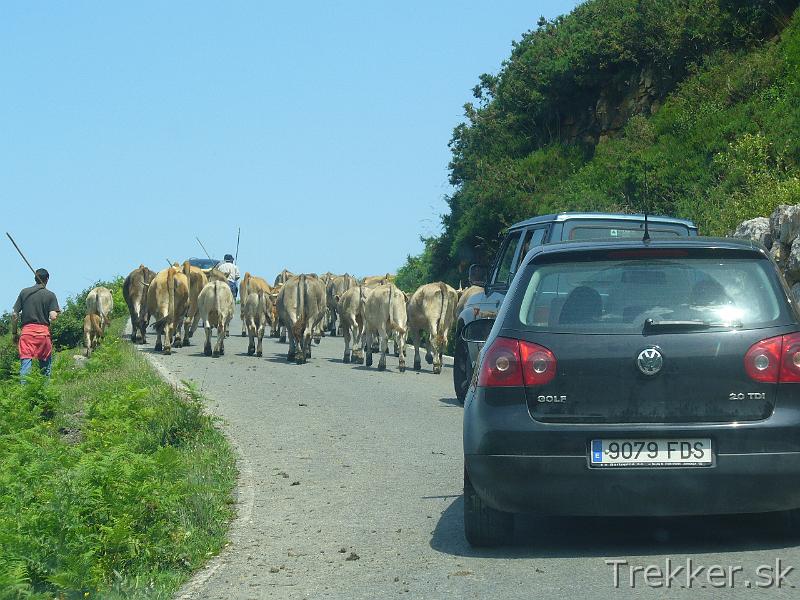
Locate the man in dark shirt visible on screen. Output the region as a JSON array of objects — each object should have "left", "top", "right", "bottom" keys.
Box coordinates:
[{"left": 11, "top": 268, "right": 61, "bottom": 379}]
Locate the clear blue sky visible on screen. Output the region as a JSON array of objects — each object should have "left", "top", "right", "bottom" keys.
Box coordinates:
[{"left": 1, "top": 1, "right": 579, "bottom": 306}]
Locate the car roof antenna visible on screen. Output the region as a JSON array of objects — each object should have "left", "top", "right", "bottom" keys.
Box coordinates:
[{"left": 642, "top": 166, "right": 651, "bottom": 244}]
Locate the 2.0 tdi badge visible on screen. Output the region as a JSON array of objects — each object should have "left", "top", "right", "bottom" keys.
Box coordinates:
[{"left": 637, "top": 347, "right": 663, "bottom": 376}]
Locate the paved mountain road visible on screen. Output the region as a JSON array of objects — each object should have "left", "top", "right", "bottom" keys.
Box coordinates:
[{"left": 134, "top": 314, "right": 800, "bottom": 599}]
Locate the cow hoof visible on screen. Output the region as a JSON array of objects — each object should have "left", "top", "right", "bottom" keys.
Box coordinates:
[
  {"left": 212, "top": 351, "right": 220, "bottom": 358},
  {"left": 183, "top": 339, "right": 190, "bottom": 347},
  {"left": 358, "top": 356, "right": 365, "bottom": 365},
  {"left": 366, "top": 357, "right": 373, "bottom": 367},
  {"left": 377, "top": 362, "right": 386, "bottom": 371},
  {"left": 163, "top": 347, "right": 171, "bottom": 355},
  {"left": 413, "top": 360, "right": 421, "bottom": 371},
  {"left": 154, "top": 342, "right": 163, "bottom": 352},
  {"left": 256, "top": 351, "right": 262, "bottom": 357},
  {"left": 343, "top": 354, "right": 351, "bottom": 364},
  {"left": 399, "top": 364, "right": 406, "bottom": 373},
  {"left": 241, "top": 331, "right": 247, "bottom": 337},
  {"left": 204, "top": 345, "right": 212, "bottom": 356},
  {"left": 433, "top": 366, "right": 442, "bottom": 375},
  {"left": 425, "top": 353, "right": 433, "bottom": 364},
  {"left": 314, "top": 337, "right": 321, "bottom": 345},
  {"left": 247, "top": 347, "right": 254, "bottom": 356},
  {"left": 287, "top": 352, "right": 295, "bottom": 361}
]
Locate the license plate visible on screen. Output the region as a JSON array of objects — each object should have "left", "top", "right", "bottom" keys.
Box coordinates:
[{"left": 589, "top": 438, "right": 712, "bottom": 468}]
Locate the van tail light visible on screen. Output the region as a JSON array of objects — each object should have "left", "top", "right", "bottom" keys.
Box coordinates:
[
  {"left": 745, "top": 333, "right": 800, "bottom": 383},
  {"left": 478, "top": 337, "right": 557, "bottom": 388}
]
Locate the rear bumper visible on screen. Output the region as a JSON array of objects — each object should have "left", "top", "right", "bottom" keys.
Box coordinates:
[{"left": 465, "top": 452, "right": 800, "bottom": 516}]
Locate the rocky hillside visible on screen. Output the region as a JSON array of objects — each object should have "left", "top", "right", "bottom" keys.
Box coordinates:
[
  {"left": 735, "top": 206, "right": 800, "bottom": 300},
  {"left": 397, "top": 0, "right": 800, "bottom": 291}
]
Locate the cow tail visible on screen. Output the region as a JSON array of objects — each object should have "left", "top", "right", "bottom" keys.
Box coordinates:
[
  {"left": 167, "top": 267, "right": 176, "bottom": 329},
  {"left": 296, "top": 274, "right": 306, "bottom": 334},
  {"left": 387, "top": 283, "right": 393, "bottom": 332},
  {"left": 436, "top": 282, "right": 448, "bottom": 348}
]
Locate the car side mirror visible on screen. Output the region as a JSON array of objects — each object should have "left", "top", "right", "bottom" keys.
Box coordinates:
[
  {"left": 469, "top": 264, "right": 488, "bottom": 287},
  {"left": 461, "top": 318, "right": 495, "bottom": 344}
]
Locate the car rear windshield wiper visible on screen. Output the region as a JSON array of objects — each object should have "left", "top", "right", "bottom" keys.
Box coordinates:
[{"left": 643, "top": 319, "right": 742, "bottom": 332}]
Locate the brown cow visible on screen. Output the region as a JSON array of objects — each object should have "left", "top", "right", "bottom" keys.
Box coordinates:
[
  {"left": 182, "top": 261, "right": 209, "bottom": 345},
  {"left": 242, "top": 288, "right": 272, "bottom": 357},
  {"left": 198, "top": 280, "right": 235, "bottom": 357},
  {"left": 326, "top": 273, "right": 358, "bottom": 336},
  {"left": 86, "top": 286, "right": 114, "bottom": 332},
  {"left": 239, "top": 272, "right": 272, "bottom": 336},
  {"left": 123, "top": 265, "right": 156, "bottom": 343},
  {"left": 407, "top": 282, "right": 459, "bottom": 374},
  {"left": 362, "top": 273, "right": 394, "bottom": 288},
  {"left": 83, "top": 313, "right": 103, "bottom": 357},
  {"left": 336, "top": 284, "right": 370, "bottom": 364},
  {"left": 146, "top": 266, "right": 190, "bottom": 354},
  {"left": 276, "top": 274, "right": 326, "bottom": 364},
  {"left": 363, "top": 283, "right": 407, "bottom": 372},
  {"left": 273, "top": 268, "right": 295, "bottom": 287}
]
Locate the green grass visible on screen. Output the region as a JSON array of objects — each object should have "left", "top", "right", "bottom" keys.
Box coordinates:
[{"left": 0, "top": 318, "right": 237, "bottom": 599}]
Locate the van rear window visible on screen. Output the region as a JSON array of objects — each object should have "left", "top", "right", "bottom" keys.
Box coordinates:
[{"left": 517, "top": 258, "right": 785, "bottom": 333}]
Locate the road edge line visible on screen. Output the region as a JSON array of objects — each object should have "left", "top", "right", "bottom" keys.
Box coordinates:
[{"left": 135, "top": 345, "right": 255, "bottom": 600}]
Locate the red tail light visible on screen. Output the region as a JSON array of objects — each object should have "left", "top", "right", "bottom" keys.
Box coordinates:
[
  {"left": 478, "top": 337, "right": 557, "bottom": 388},
  {"left": 520, "top": 341, "right": 557, "bottom": 386},
  {"left": 745, "top": 333, "right": 800, "bottom": 383},
  {"left": 478, "top": 338, "right": 523, "bottom": 387}
]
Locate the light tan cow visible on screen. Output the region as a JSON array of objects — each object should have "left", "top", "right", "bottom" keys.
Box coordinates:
[
  {"left": 198, "top": 280, "right": 235, "bottom": 358},
  {"left": 326, "top": 273, "right": 358, "bottom": 336},
  {"left": 242, "top": 288, "right": 272, "bottom": 357},
  {"left": 269, "top": 286, "right": 282, "bottom": 338},
  {"left": 146, "top": 266, "right": 190, "bottom": 354},
  {"left": 83, "top": 313, "right": 103, "bottom": 357},
  {"left": 276, "top": 274, "right": 327, "bottom": 364},
  {"left": 182, "top": 261, "right": 209, "bottom": 345},
  {"left": 454, "top": 284, "right": 484, "bottom": 323},
  {"left": 273, "top": 268, "right": 295, "bottom": 288},
  {"left": 362, "top": 273, "right": 394, "bottom": 288},
  {"left": 336, "top": 284, "right": 370, "bottom": 364},
  {"left": 86, "top": 286, "right": 114, "bottom": 331},
  {"left": 204, "top": 266, "right": 228, "bottom": 283},
  {"left": 239, "top": 272, "right": 272, "bottom": 336},
  {"left": 123, "top": 265, "right": 156, "bottom": 343},
  {"left": 407, "top": 282, "right": 459, "bottom": 374},
  {"left": 363, "top": 283, "right": 407, "bottom": 372}
]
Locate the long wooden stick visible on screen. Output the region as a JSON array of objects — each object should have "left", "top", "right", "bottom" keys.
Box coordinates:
[
  {"left": 6, "top": 232, "right": 42, "bottom": 284},
  {"left": 196, "top": 237, "right": 212, "bottom": 260},
  {"left": 235, "top": 227, "right": 241, "bottom": 262}
]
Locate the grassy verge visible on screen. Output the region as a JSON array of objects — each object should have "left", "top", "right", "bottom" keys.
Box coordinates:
[{"left": 0, "top": 318, "right": 237, "bottom": 599}]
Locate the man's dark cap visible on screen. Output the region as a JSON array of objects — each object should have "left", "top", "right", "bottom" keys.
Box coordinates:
[
  {"left": 224, "top": 254, "right": 234, "bottom": 261},
  {"left": 35, "top": 268, "right": 49, "bottom": 283}
]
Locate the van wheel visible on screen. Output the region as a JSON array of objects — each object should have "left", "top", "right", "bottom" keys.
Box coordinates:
[
  {"left": 453, "top": 334, "right": 472, "bottom": 405},
  {"left": 463, "top": 468, "right": 513, "bottom": 547}
]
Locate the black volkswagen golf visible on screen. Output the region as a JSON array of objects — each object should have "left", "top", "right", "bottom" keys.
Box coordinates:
[{"left": 462, "top": 237, "right": 800, "bottom": 546}]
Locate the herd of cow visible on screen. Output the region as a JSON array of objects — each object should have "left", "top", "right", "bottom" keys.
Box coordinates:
[{"left": 104, "top": 262, "right": 482, "bottom": 374}]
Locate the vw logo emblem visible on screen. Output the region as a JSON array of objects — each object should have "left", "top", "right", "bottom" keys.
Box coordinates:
[{"left": 637, "top": 347, "right": 663, "bottom": 376}]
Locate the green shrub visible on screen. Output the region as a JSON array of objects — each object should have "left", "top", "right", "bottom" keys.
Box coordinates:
[{"left": 0, "top": 320, "right": 236, "bottom": 599}]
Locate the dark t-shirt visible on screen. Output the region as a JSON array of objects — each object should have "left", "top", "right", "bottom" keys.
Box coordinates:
[{"left": 13, "top": 285, "right": 60, "bottom": 327}]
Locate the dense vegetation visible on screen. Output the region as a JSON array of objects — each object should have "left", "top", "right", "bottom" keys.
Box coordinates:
[
  {"left": 398, "top": 0, "right": 800, "bottom": 288},
  {"left": 0, "top": 288, "right": 236, "bottom": 598}
]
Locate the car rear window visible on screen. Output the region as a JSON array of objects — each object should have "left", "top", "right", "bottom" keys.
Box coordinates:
[
  {"left": 567, "top": 226, "right": 682, "bottom": 241},
  {"left": 562, "top": 220, "right": 689, "bottom": 241},
  {"left": 517, "top": 257, "right": 787, "bottom": 333}
]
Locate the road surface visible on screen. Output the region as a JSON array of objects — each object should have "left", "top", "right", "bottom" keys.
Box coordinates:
[{"left": 135, "top": 314, "right": 800, "bottom": 599}]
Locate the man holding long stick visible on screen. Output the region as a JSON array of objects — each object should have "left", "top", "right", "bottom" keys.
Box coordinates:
[{"left": 11, "top": 267, "right": 61, "bottom": 380}]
